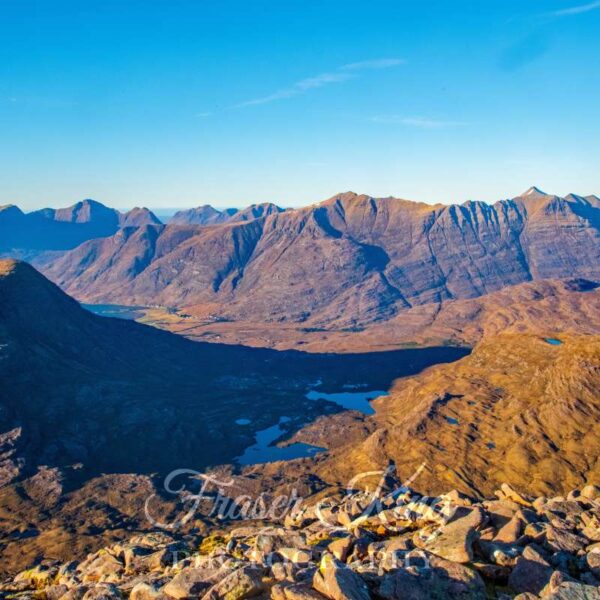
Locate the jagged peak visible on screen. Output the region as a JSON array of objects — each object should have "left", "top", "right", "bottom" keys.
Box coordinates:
[
  {"left": 78, "top": 198, "right": 106, "bottom": 207},
  {"left": 319, "top": 191, "right": 434, "bottom": 210},
  {"left": 520, "top": 186, "right": 548, "bottom": 198}
]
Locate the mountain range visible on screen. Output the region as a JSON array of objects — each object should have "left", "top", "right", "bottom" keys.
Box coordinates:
[
  {"left": 0, "top": 198, "right": 286, "bottom": 257},
  {"left": 170, "top": 202, "right": 284, "bottom": 225},
  {"left": 0, "top": 199, "right": 160, "bottom": 254},
  {"left": 1, "top": 188, "right": 599, "bottom": 583},
  {"left": 23, "top": 187, "right": 600, "bottom": 328}
]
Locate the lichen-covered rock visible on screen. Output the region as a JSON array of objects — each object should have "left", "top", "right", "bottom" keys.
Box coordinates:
[
  {"left": 201, "top": 565, "right": 266, "bottom": 600},
  {"left": 421, "top": 507, "right": 485, "bottom": 563},
  {"left": 312, "top": 555, "right": 370, "bottom": 600},
  {"left": 162, "top": 565, "right": 224, "bottom": 598}
]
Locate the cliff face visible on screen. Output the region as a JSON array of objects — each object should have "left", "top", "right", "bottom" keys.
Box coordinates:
[{"left": 38, "top": 190, "right": 600, "bottom": 325}]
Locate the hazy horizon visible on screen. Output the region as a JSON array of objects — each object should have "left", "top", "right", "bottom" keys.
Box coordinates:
[{"left": 4, "top": 183, "right": 600, "bottom": 215}]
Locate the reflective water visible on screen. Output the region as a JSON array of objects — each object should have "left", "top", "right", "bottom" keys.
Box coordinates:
[
  {"left": 305, "top": 389, "right": 388, "bottom": 415},
  {"left": 82, "top": 304, "right": 146, "bottom": 320},
  {"left": 236, "top": 417, "right": 325, "bottom": 465}
]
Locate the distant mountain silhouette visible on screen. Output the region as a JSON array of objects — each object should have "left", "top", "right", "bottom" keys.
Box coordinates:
[
  {"left": 0, "top": 199, "right": 161, "bottom": 253},
  {"left": 170, "top": 202, "right": 284, "bottom": 225}
]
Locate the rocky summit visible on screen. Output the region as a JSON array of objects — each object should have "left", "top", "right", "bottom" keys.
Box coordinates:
[{"left": 3, "top": 479, "right": 600, "bottom": 600}]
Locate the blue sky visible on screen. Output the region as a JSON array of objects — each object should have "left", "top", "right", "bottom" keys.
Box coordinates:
[{"left": 0, "top": 0, "right": 599, "bottom": 211}]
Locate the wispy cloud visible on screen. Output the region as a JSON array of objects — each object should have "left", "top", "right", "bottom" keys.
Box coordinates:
[
  {"left": 235, "top": 58, "right": 404, "bottom": 108},
  {"left": 549, "top": 0, "right": 600, "bottom": 16},
  {"left": 235, "top": 72, "right": 352, "bottom": 107},
  {"left": 498, "top": 34, "right": 550, "bottom": 71},
  {"left": 370, "top": 115, "right": 465, "bottom": 129},
  {"left": 341, "top": 58, "right": 405, "bottom": 71},
  {"left": 195, "top": 111, "right": 213, "bottom": 118}
]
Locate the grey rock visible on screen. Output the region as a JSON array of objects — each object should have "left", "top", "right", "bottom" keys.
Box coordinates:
[
  {"left": 543, "top": 581, "right": 600, "bottom": 599},
  {"left": 163, "top": 566, "right": 223, "bottom": 599},
  {"left": 81, "top": 584, "right": 122, "bottom": 600},
  {"left": 422, "top": 507, "right": 485, "bottom": 563},
  {"left": 378, "top": 552, "right": 486, "bottom": 599},
  {"left": 545, "top": 527, "right": 589, "bottom": 554},
  {"left": 312, "top": 555, "right": 371, "bottom": 600},
  {"left": 201, "top": 565, "right": 265, "bottom": 600},
  {"left": 508, "top": 545, "right": 553, "bottom": 594}
]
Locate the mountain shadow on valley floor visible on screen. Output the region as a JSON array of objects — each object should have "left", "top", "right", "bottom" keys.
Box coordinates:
[{"left": 0, "top": 259, "right": 469, "bottom": 486}]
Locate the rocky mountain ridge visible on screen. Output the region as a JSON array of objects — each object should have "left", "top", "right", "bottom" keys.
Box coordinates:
[
  {"left": 170, "top": 203, "right": 284, "bottom": 226},
  {"left": 35, "top": 188, "right": 600, "bottom": 327}
]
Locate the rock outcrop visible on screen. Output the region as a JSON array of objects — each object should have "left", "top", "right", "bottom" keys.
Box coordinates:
[{"left": 3, "top": 482, "right": 600, "bottom": 599}]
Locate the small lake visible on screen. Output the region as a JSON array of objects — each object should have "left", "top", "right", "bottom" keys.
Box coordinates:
[
  {"left": 236, "top": 417, "right": 325, "bottom": 465},
  {"left": 233, "top": 345, "right": 470, "bottom": 467},
  {"left": 82, "top": 304, "right": 147, "bottom": 320},
  {"left": 305, "top": 389, "right": 388, "bottom": 415},
  {"left": 545, "top": 338, "right": 563, "bottom": 346},
  {"left": 236, "top": 388, "right": 387, "bottom": 464}
]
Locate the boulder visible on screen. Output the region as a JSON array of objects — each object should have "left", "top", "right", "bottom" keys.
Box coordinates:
[
  {"left": 201, "top": 565, "right": 265, "bottom": 600},
  {"left": 494, "top": 516, "right": 523, "bottom": 544},
  {"left": 312, "top": 555, "right": 371, "bottom": 600},
  {"left": 277, "top": 548, "right": 313, "bottom": 566},
  {"left": 581, "top": 486, "right": 600, "bottom": 502},
  {"left": 540, "top": 570, "right": 577, "bottom": 596},
  {"left": 543, "top": 581, "right": 600, "bottom": 599},
  {"left": 377, "top": 552, "right": 486, "bottom": 599},
  {"left": 80, "top": 553, "right": 124, "bottom": 584},
  {"left": 46, "top": 585, "right": 69, "bottom": 600},
  {"left": 14, "top": 565, "right": 58, "bottom": 588},
  {"left": 81, "top": 584, "right": 122, "bottom": 600},
  {"left": 498, "top": 484, "right": 534, "bottom": 507},
  {"left": 508, "top": 545, "right": 553, "bottom": 594},
  {"left": 163, "top": 566, "right": 223, "bottom": 598},
  {"left": 271, "top": 561, "right": 296, "bottom": 582},
  {"left": 424, "top": 507, "right": 485, "bottom": 563},
  {"left": 470, "top": 561, "right": 510, "bottom": 582},
  {"left": 581, "top": 515, "right": 600, "bottom": 542},
  {"left": 125, "top": 546, "right": 176, "bottom": 574},
  {"left": 545, "top": 527, "right": 588, "bottom": 554},
  {"left": 58, "top": 586, "right": 90, "bottom": 600},
  {"left": 328, "top": 538, "right": 353, "bottom": 563},
  {"left": 586, "top": 550, "right": 600, "bottom": 579},
  {"left": 130, "top": 583, "right": 168, "bottom": 600},
  {"left": 282, "top": 583, "right": 328, "bottom": 599}
]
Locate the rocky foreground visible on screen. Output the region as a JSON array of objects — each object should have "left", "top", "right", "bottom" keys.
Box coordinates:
[{"left": 3, "top": 482, "right": 600, "bottom": 600}]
